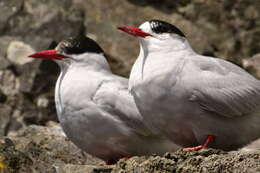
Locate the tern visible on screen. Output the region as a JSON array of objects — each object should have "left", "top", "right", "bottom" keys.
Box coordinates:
[
  {"left": 28, "top": 35, "right": 179, "bottom": 164},
  {"left": 118, "top": 20, "right": 260, "bottom": 151}
]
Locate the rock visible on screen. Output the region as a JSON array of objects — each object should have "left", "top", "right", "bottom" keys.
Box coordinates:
[
  {"left": 112, "top": 149, "right": 260, "bottom": 173},
  {"left": 0, "top": 0, "right": 23, "bottom": 33},
  {"left": 0, "top": 104, "right": 12, "bottom": 136},
  {"left": 1, "top": 123, "right": 104, "bottom": 173},
  {"left": 0, "top": 36, "right": 21, "bottom": 70},
  {"left": 3, "top": 0, "right": 85, "bottom": 51},
  {"left": 1, "top": 125, "right": 260, "bottom": 173},
  {"left": 0, "top": 69, "right": 19, "bottom": 97},
  {"left": 6, "top": 41, "right": 35, "bottom": 65},
  {"left": 242, "top": 53, "right": 260, "bottom": 79},
  {"left": 17, "top": 60, "right": 42, "bottom": 93},
  {"left": 241, "top": 138, "right": 260, "bottom": 152},
  {"left": 54, "top": 164, "right": 113, "bottom": 173},
  {"left": 0, "top": 89, "right": 7, "bottom": 103},
  {"left": 0, "top": 138, "right": 30, "bottom": 173}
]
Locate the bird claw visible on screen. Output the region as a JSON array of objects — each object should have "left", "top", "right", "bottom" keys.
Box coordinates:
[
  {"left": 182, "top": 145, "right": 204, "bottom": 151},
  {"left": 182, "top": 135, "right": 214, "bottom": 151}
]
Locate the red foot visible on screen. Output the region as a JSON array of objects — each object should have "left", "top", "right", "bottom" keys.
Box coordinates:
[{"left": 182, "top": 135, "right": 214, "bottom": 151}]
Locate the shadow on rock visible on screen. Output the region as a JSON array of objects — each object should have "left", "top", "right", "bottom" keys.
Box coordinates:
[{"left": 127, "top": 0, "right": 191, "bottom": 14}]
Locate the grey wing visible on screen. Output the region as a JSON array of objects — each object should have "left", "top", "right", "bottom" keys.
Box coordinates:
[
  {"left": 92, "top": 77, "right": 154, "bottom": 136},
  {"left": 188, "top": 56, "right": 260, "bottom": 117}
]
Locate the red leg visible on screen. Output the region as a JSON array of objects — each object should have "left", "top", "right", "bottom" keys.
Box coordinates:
[{"left": 182, "top": 135, "right": 214, "bottom": 151}]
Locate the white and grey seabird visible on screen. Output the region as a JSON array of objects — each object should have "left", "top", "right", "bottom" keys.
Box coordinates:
[
  {"left": 118, "top": 20, "right": 260, "bottom": 151},
  {"left": 29, "top": 35, "right": 179, "bottom": 164}
]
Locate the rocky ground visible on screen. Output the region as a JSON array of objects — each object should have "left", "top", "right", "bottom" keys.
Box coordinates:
[
  {"left": 0, "top": 123, "right": 259, "bottom": 173},
  {"left": 0, "top": 0, "right": 259, "bottom": 172}
]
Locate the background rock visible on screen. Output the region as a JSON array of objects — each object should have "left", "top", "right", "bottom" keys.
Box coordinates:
[
  {"left": 242, "top": 53, "right": 260, "bottom": 79},
  {"left": 0, "top": 123, "right": 104, "bottom": 173},
  {"left": 6, "top": 41, "right": 34, "bottom": 65},
  {"left": 112, "top": 149, "right": 260, "bottom": 173}
]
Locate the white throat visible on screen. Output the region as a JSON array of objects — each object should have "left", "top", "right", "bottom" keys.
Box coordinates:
[
  {"left": 138, "top": 37, "right": 193, "bottom": 78},
  {"left": 70, "top": 53, "right": 111, "bottom": 71},
  {"left": 54, "top": 52, "right": 111, "bottom": 120},
  {"left": 141, "top": 36, "right": 192, "bottom": 53}
]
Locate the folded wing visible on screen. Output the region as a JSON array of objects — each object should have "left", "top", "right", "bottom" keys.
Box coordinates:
[
  {"left": 188, "top": 56, "right": 260, "bottom": 117},
  {"left": 92, "top": 77, "right": 154, "bottom": 136}
]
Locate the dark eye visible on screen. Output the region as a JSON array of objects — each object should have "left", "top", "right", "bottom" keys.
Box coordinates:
[{"left": 149, "top": 20, "right": 185, "bottom": 37}]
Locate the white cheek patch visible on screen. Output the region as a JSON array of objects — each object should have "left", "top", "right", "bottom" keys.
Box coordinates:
[{"left": 139, "top": 22, "right": 153, "bottom": 35}]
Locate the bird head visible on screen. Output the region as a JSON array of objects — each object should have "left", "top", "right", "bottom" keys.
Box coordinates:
[
  {"left": 28, "top": 35, "right": 105, "bottom": 65},
  {"left": 118, "top": 20, "right": 187, "bottom": 52}
]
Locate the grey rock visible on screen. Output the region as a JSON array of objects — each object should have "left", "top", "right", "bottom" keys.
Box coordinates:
[
  {"left": 0, "top": 89, "right": 7, "bottom": 103},
  {"left": 0, "top": 69, "right": 19, "bottom": 97},
  {"left": 0, "top": 58, "right": 10, "bottom": 71},
  {"left": 1, "top": 123, "right": 104, "bottom": 173},
  {"left": 3, "top": 0, "right": 85, "bottom": 51},
  {"left": 241, "top": 138, "right": 260, "bottom": 152},
  {"left": 112, "top": 149, "right": 260, "bottom": 173},
  {"left": 6, "top": 41, "right": 35, "bottom": 65},
  {"left": 242, "top": 53, "right": 260, "bottom": 79},
  {"left": 0, "top": 36, "right": 17, "bottom": 70},
  {"left": 0, "top": 0, "right": 23, "bottom": 33},
  {"left": 0, "top": 104, "right": 12, "bottom": 136},
  {"left": 17, "top": 60, "right": 41, "bottom": 93},
  {"left": 1, "top": 124, "right": 259, "bottom": 173}
]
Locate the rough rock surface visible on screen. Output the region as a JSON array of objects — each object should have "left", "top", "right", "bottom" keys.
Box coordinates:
[
  {"left": 112, "top": 149, "right": 260, "bottom": 173},
  {"left": 0, "top": 123, "right": 104, "bottom": 173},
  {"left": 242, "top": 53, "right": 260, "bottom": 80},
  {"left": 0, "top": 124, "right": 259, "bottom": 173}
]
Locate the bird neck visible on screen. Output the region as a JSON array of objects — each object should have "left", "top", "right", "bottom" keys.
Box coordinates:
[
  {"left": 135, "top": 38, "right": 194, "bottom": 80},
  {"left": 140, "top": 37, "right": 193, "bottom": 53},
  {"left": 54, "top": 53, "right": 111, "bottom": 120},
  {"left": 57, "top": 53, "right": 111, "bottom": 72},
  {"left": 55, "top": 68, "right": 65, "bottom": 119},
  {"left": 76, "top": 54, "right": 111, "bottom": 72}
]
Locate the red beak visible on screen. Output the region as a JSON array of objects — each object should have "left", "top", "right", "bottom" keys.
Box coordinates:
[
  {"left": 117, "top": 26, "right": 152, "bottom": 38},
  {"left": 28, "top": 49, "right": 67, "bottom": 60}
]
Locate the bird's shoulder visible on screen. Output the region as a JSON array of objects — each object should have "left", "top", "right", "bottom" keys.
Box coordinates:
[
  {"left": 92, "top": 75, "right": 156, "bottom": 136},
  {"left": 91, "top": 75, "right": 129, "bottom": 106},
  {"left": 183, "top": 55, "right": 260, "bottom": 117}
]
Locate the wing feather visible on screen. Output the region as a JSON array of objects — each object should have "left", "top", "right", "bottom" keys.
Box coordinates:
[
  {"left": 188, "top": 56, "right": 260, "bottom": 117},
  {"left": 92, "top": 77, "right": 154, "bottom": 136}
]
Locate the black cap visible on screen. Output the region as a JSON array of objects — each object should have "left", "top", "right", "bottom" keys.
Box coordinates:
[
  {"left": 57, "top": 35, "right": 104, "bottom": 55},
  {"left": 149, "top": 20, "right": 185, "bottom": 37}
]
